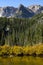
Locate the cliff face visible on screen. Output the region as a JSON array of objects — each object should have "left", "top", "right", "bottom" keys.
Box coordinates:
[{"left": 14, "top": 4, "right": 34, "bottom": 18}]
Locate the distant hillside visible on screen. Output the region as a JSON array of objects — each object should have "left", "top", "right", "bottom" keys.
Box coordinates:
[{"left": 0, "top": 13, "right": 43, "bottom": 46}]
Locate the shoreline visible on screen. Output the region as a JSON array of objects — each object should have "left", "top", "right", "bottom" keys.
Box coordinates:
[{"left": 0, "top": 54, "right": 43, "bottom": 58}]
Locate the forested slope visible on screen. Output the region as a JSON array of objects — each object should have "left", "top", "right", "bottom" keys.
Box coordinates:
[{"left": 0, "top": 13, "right": 43, "bottom": 46}]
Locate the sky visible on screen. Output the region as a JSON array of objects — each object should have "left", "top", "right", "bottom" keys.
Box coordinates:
[{"left": 0, "top": 0, "right": 43, "bottom": 7}]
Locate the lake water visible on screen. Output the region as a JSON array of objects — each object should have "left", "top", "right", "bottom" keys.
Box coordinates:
[{"left": 0, "top": 56, "right": 43, "bottom": 65}]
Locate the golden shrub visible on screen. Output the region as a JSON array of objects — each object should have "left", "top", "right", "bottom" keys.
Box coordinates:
[
  {"left": 0, "top": 43, "right": 43, "bottom": 56},
  {"left": 12, "top": 46, "right": 23, "bottom": 55}
]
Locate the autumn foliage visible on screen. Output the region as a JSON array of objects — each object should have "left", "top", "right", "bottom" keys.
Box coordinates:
[{"left": 0, "top": 44, "right": 43, "bottom": 56}]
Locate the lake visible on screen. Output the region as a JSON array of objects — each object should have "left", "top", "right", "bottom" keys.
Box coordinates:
[{"left": 0, "top": 56, "right": 43, "bottom": 65}]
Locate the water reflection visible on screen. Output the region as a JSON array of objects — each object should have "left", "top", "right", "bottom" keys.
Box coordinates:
[{"left": 0, "top": 56, "right": 43, "bottom": 65}]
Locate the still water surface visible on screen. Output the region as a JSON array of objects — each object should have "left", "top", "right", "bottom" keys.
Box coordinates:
[{"left": 0, "top": 56, "right": 43, "bottom": 65}]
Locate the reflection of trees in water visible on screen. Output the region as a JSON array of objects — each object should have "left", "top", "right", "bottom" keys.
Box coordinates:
[{"left": 0, "top": 57, "right": 43, "bottom": 65}]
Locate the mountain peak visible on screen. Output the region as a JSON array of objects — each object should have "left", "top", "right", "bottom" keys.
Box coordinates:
[
  {"left": 18, "top": 4, "right": 25, "bottom": 11},
  {"left": 19, "top": 4, "right": 24, "bottom": 7},
  {"left": 28, "top": 5, "right": 41, "bottom": 13}
]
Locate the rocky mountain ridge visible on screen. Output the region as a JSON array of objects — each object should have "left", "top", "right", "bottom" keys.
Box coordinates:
[{"left": 0, "top": 4, "right": 43, "bottom": 18}]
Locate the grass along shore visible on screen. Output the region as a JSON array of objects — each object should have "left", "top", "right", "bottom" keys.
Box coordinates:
[{"left": 0, "top": 43, "right": 43, "bottom": 57}]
